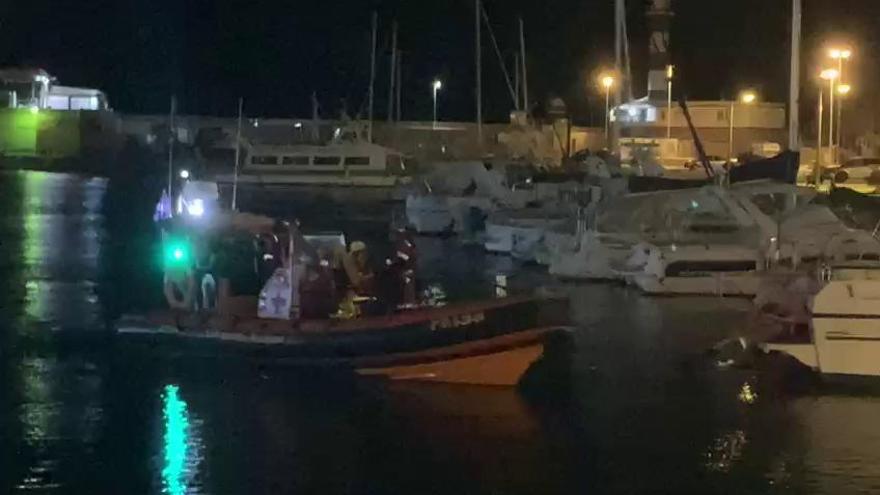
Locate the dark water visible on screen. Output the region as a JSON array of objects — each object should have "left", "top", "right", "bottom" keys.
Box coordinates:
[{"left": 3, "top": 171, "right": 880, "bottom": 494}]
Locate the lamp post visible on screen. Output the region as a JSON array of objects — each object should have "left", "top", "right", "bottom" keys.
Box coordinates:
[
  {"left": 830, "top": 48, "right": 852, "bottom": 159},
  {"left": 431, "top": 79, "right": 442, "bottom": 129},
  {"left": 837, "top": 83, "right": 851, "bottom": 159},
  {"left": 820, "top": 68, "right": 839, "bottom": 164},
  {"left": 666, "top": 65, "right": 674, "bottom": 139},
  {"left": 600, "top": 74, "right": 615, "bottom": 147},
  {"left": 729, "top": 90, "right": 757, "bottom": 161}
]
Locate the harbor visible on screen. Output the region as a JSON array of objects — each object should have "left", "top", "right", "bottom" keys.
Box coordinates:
[{"left": 5, "top": 0, "right": 880, "bottom": 493}]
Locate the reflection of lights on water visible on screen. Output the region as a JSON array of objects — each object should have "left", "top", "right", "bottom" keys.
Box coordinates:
[
  {"left": 162, "top": 385, "right": 191, "bottom": 495},
  {"left": 738, "top": 382, "right": 757, "bottom": 404},
  {"left": 704, "top": 430, "right": 747, "bottom": 473}
]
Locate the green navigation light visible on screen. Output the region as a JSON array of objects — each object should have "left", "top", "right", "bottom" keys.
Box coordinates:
[{"left": 163, "top": 239, "right": 191, "bottom": 268}]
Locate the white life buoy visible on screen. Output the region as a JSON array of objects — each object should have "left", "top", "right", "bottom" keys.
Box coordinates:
[{"left": 164, "top": 271, "right": 196, "bottom": 310}]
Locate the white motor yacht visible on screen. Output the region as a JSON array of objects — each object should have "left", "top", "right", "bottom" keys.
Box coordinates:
[
  {"left": 404, "top": 161, "right": 587, "bottom": 235},
  {"left": 762, "top": 265, "right": 880, "bottom": 377},
  {"left": 549, "top": 181, "right": 880, "bottom": 295}
]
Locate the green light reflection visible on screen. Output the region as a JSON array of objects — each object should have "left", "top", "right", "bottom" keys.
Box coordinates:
[{"left": 161, "top": 384, "right": 190, "bottom": 495}]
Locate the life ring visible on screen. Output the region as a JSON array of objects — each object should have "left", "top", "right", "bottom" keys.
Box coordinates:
[{"left": 164, "top": 271, "right": 196, "bottom": 310}]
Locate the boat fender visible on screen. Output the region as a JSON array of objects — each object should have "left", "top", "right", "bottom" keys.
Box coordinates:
[{"left": 164, "top": 271, "right": 196, "bottom": 310}]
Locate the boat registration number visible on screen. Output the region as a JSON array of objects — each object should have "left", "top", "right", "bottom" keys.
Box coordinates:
[{"left": 430, "top": 312, "right": 485, "bottom": 331}]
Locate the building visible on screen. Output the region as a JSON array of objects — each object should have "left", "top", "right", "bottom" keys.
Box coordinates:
[
  {"left": 612, "top": 0, "right": 787, "bottom": 164},
  {"left": 616, "top": 98, "right": 786, "bottom": 160},
  {"left": 0, "top": 68, "right": 118, "bottom": 159},
  {"left": 0, "top": 68, "right": 109, "bottom": 111}
]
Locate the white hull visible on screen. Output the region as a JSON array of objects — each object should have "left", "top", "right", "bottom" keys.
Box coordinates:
[
  {"left": 483, "top": 223, "right": 545, "bottom": 260},
  {"left": 627, "top": 272, "right": 761, "bottom": 296},
  {"left": 215, "top": 173, "right": 402, "bottom": 187},
  {"left": 763, "top": 276, "right": 880, "bottom": 376},
  {"left": 547, "top": 231, "right": 631, "bottom": 280},
  {"left": 405, "top": 195, "right": 495, "bottom": 234}
]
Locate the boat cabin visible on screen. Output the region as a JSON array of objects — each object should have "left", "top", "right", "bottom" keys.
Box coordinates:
[{"left": 244, "top": 141, "right": 409, "bottom": 177}]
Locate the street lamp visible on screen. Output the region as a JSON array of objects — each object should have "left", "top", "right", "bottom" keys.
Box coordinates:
[
  {"left": 599, "top": 74, "right": 615, "bottom": 146},
  {"left": 829, "top": 47, "right": 852, "bottom": 157},
  {"left": 820, "top": 68, "right": 839, "bottom": 164},
  {"left": 729, "top": 90, "right": 757, "bottom": 160},
  {"left": 666, "top": 65, "right": 674, "bottom": 139},
  {"left": 432, "top": 79, "right": 442, "bottom": 128}
]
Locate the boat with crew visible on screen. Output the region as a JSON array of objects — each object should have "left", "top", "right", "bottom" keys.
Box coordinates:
[{"left": 124, "top": 206, "right": 571, "bottom": 386}]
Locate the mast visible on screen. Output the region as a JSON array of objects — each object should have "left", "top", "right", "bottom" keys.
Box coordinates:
[
  {"left": 167, "top": 95, "right": 176, "bottom": 196},
  {"left": 614, "top": 0, "right": 623, "bottom": 109},
  {"left": 475, "top": 0, "right": 483, "bottom": 144},
  {"left": 367, "top": 12, "right": 377, "bottom": 142},
  {"left": 387, "top": 21, "right": 397, "bottom": 122},
  {"left": 789, "top": 0, "right": 801, "bottom": 150},
  {"left": 514, "top": 54, "right": 521, "bottom": 111},
  {"left": 231, "top": 97, "right": 244, "bottom": 211},
  {"left": 396, "top": 50, "right": 402, "bottom": 122},
  {"left": 481, "top": 2, "right": 518, "bottom": 110},
  {"left": 518, "top": 17, "right": 528, "bottom": 113},
  {"left": 310, "top": 91, "right": 320, "bottom": 141}
]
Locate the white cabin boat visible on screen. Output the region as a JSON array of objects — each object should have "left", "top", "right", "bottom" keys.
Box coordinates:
[
  {"left": 216, "top": 136, "right": 410, "bottom": 188},
  {"left": 763, "top": 266, "right": 880, "bottom": 377}
]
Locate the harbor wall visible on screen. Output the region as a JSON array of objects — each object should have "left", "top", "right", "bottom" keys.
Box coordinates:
[{"left": 120, "top": 114, "right": 607, "bottom": 164}]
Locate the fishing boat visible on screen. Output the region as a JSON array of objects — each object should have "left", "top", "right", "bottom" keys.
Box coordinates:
[{"left": 124, "top": 209, "right": 571, "bottom": 386}]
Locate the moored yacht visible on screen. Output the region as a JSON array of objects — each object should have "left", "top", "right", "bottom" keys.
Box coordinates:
[{"left": 762, "top": 265, "right": 880, "bottom": 378}]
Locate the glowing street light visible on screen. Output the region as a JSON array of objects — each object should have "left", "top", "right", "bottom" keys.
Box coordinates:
[
  {"left": 599, "top": 74, "right": 615, "bottom": 146},
  {"left": 431, "top": 79, "right": 442, "bottom": 128},
  {"left": 740, "top": 91, "right": 757, "bottom": 104},
  {"left": 728, "top": 90, "right": 758, "bottom": 160}
]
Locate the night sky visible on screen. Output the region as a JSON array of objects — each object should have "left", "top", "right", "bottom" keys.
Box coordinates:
[{"left": 1, "top": 0, "right": 878, "bottom": 124}]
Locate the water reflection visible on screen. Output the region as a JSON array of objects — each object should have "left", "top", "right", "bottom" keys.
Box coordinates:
[
  {"left": 15, "top": 357, "right": 103, "bottom": 492},
  {"left": 704, "top": 429, "right": 748, "bottom": 473},
  {"left": 159, "top": 385, "right": 202, "bottom": 495},
  {"left": 18, "top": 171, "right": 105, "bottom": 330}
]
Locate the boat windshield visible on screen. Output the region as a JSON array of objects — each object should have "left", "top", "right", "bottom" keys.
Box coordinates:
[{"left": 597, "top": 190, "right": 738, "bottom": 235}]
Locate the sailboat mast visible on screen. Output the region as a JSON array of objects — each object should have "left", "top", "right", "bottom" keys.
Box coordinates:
[
  {"left": 514, "top": 54, "right": 521, "bottom": 111},
  {"left": 367, "top": 12, "right": 377, "bottom": 142},
  {"left": 231, "top": 97, "right": 244, "bottom": 211},
  {"left": 387, "top": 21, "right": 397, "bottom": 123},
  {"left": 475, "top": 0, "right": 483, "bottom": 144},
  {"left": 396, "top": 50, "right": 402, "bottom": 122},
  {"left": 789, "top": 0, "right": 801, "bottom": 151},
  {"left": 167, "top": 95, "right": 176, "bottom": 195},
  {"left": 614, "top": 0, "right": 623, "bottom": 109},
  {"left": 518, "top": 17, "right": 528, "bottom": 113}
]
